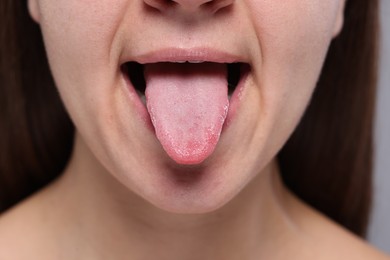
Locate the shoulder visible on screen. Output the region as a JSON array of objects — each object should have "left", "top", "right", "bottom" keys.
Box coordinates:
[
  {"left": 0, "top": 188, "right": 59, "bottom": 259},
  {"left": 312, "top": 223, "right": 390, "bottom": 260},
  {"left": 291, "top": 195, "right": 390, "bottom": 260}
]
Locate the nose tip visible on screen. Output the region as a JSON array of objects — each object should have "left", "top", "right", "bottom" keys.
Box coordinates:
[{"left": 144, "top": 0, "right": 234, "bottom": 14}]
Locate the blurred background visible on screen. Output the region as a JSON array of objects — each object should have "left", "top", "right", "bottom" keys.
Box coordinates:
[{"left": 368, "top": 0, "right": 390, "bottom": 253}]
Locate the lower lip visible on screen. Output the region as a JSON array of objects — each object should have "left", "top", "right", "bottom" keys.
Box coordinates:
[{"left": 120, "top": 64, "right": 250, "bottom": 133}]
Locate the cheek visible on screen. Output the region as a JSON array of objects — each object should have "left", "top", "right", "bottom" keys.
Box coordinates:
[
  {"left": 244, "top": 0, "right": 342, "bottom": 150},
  {"left": 38, "top": 0, "right": 130, "bottom": 83},
  {"left": 247, "top": 0, "right": 341, "bottom": 84},
  {"left": 36, "top": 0, "right": 145, "bottom": 166},
  {"left": 37, "top": 0, "right": 132, "bottom": 126}
]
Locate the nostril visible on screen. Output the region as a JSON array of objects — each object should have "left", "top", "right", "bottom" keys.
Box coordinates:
[
  {"left": 202, "top": 0, "right": 234, "bottom": 14},
  {"left": 144, "top": 0, "right": 173, "bottom": 12},
  {"left": 202, "top": 1, "right": 215, "bottom": 8}
]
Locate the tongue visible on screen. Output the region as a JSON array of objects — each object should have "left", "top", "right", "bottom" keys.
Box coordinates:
[{"left": 144, "top": 63, "right": 229, "bottom": 165}]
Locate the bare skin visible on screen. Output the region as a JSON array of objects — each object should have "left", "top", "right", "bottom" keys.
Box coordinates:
[
  {"left": 0, "top": 135, "right": 388, "bottom": 259},
  {"left": 0, "top": 0, "right": 389, "bottom": 259}
]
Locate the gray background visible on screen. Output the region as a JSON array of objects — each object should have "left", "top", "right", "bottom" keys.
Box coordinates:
[{"left": 368, "top": 0, "right": 390, "bottom": 253}]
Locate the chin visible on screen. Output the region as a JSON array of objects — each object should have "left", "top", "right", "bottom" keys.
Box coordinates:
[{"left": 104, "top": 147, "right": 252, "bottom": 214}]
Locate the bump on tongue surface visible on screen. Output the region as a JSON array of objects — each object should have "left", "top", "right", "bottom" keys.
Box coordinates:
[{"left": 145, "top": 63, "right": 229, "bottom": 165}]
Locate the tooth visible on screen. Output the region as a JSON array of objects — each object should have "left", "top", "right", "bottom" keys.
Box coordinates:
[
  {"left": 137, "top": 90, "right": 146, "bottom": 104},
  {"left": 189, "top": 60, "right": 203, "bottom": 63},
  {"left": 176, "top": 61, "right": 187, "bottom": 63},
  {"left": 140, "top": 94, "right": 146, "bottom": 104}
]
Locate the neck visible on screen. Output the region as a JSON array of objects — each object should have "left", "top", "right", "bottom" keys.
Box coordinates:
[{"left": 46, "top": 134, "right": 301, "bottom": 259}]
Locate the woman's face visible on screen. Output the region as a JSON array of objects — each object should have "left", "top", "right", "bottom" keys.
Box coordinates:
[{"left": 28, "top": 0, "right": 345, "bottom": 213}]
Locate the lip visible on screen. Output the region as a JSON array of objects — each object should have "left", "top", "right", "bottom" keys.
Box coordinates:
[
  {"left": 122, "top": 47, "right": 249, "bottom": 64},
  {"left": 120, "top": 47, "right": 251, "bottom": 144}
]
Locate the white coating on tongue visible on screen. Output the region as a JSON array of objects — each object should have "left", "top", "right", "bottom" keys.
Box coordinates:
[{"left": 144, "top": 63, "right": 229, "bottom": 165}]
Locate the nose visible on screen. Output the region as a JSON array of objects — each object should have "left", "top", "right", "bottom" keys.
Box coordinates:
[{"left": 144, "top": 0, "right": 234, "bottom": 14}]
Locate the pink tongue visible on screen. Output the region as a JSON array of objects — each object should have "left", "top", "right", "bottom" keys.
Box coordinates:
[{"left": 144, "top": 63, "right": 229, "bottom": 165}]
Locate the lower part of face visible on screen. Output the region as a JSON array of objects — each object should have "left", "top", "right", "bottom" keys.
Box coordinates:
[{"left": 30, "top": 0, "right": 344, "bottom": 213}]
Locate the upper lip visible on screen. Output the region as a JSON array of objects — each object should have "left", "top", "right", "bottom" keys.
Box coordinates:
[{"left": 123, "top": 47, "right": 248, "bottom": 64}]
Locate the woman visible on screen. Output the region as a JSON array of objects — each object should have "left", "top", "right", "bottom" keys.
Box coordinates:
[{"left": 0, "top": 0, "right": 388, "bottom": 259}]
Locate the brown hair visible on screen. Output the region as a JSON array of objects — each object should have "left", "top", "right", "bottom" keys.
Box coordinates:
[
  {"left": 0, "top": 0, "right": 378, "bottom": 237},
  {"left": 0, "top": 1, "right": 74, "bottom": 212},
  {"left": 279, "top": 0, "right": 378, "bottom": 236}
]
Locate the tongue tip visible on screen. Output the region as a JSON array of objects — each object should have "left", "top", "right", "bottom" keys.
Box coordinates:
[
  {"left": 168, "top": 152, "right": 210, "bottom": 165},
  {"left": 171, "top": 156, "right": 208, "bottom": 165},
  {"left": 164, "top": 142, "right": 218, "bottom": 165}
]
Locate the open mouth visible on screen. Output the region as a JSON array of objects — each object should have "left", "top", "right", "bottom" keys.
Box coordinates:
[
  {"left": 120, "top": 60, "right": 251, "bottom": 164},
  {"left": 121, "top": 62, "right": 250, "bottom": 102}
]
